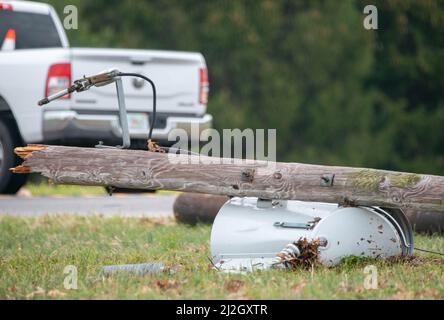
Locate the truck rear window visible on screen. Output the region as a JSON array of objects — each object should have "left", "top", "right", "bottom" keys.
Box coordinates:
[{"left": 0, "top": 11, "right": 62, "bottom": 49}]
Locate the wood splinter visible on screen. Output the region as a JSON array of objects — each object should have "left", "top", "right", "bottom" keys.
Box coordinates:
[
  {"left": 9, "top": 165, "right": 31, "bottom": 174},
  {"left": 14, "top": 144, "right": 46, "bottom": 160},
  {"left": 10, "top": 145, "right": 46, "bottom": 173}
]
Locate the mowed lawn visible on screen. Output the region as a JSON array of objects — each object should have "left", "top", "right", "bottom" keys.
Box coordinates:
[{"left": 0, "top": 215, "right": 443, "bottom": 299}]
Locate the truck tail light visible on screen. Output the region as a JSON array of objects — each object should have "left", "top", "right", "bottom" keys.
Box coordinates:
[
  {"left": 45, "top": 63, "right": 71, "bottom": 99},
  {"left": 199, "top": 68, "right": 209, "bottom": 105},
  {"left": 1, "top": 29, "right": 15, "bottom": 51},
  {"left": 0, "top": 3, "right": 13, "bottom": 10}
]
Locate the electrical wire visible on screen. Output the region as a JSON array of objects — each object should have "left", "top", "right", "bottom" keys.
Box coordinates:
[
  {"left": 414, "top": 247, "right": 444, "bottom": 256},
  {"left": 160, "top": 146, "right": 202, "bottom": 156},
  {"left": 118, "top": 72, "right": 157, "bottom": 141},
  {"left": 118, "top": 72, "right": 202, "bottom": 156}
]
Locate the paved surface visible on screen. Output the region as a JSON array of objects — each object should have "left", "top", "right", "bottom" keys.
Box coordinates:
[{"left": 0, "top": 195, "right": 176, "bottom": 217}]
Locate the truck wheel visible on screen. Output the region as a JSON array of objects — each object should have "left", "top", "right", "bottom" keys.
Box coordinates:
[{"left": 0, "top": 119, "right": 28, "bottom": 194}]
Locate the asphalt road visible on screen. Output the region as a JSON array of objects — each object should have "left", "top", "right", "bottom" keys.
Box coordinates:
[{"left": 0, "top": 194, "right": 176, "bottom": 217}]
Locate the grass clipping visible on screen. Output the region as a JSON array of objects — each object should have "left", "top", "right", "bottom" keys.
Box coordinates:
[{"left": 277, "top": 238, "right": 321, "bottom": 270}]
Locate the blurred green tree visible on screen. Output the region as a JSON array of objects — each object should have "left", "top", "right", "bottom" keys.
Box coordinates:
[{"left": 42, "top": 0, "right": 444, "bottom": 174}]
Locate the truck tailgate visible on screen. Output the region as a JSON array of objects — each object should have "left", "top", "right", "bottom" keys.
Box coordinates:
[{"left": 70, "top": 48, "right": 207, "bottom": 115}]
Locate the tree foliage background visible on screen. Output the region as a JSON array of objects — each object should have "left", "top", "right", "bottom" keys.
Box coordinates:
[{"left": 43, "top": 0, "right": 444, "bottom": 174}]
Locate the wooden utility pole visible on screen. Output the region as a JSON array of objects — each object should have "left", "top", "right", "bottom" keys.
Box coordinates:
[{"left": 11, "top": 144, "right": 444, "bottom": 213}]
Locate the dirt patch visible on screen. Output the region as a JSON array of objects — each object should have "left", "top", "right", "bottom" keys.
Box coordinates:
[
  {"left": 290, "top": 280, "right": 308, "bottom": 297},
  {"left": 47, "top": 289, "right": 67, "bottom": 298},
  {"left": 224, "top": 279, "right": 245, "bottom": 293},
  {"left": 154, "top": 279, "right": 178, "bottom": 290},
  {"left": 137, "top": 217, "right": 175, "bottom": 226}
]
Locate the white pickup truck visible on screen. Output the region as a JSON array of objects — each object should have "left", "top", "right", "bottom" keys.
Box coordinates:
[{"left": 0, "top": 0, "right": 212, "bottom": 194}]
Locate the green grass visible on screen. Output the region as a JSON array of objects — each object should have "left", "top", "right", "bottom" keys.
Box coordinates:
[
  {"left": 0, "top": 215, "right": 443, "bottom": 299},
  {"left": 23, "top": 182, "right": 180, "bottom": 197},
  {"left": 24, "top": 183, "right": 107, "bottom": 197}
]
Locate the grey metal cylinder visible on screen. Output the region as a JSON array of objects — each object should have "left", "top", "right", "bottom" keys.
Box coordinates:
[
  {"left": 100, "top": 263, "right": 164, "bottom": 276},
  {"left": 173, "top": 193, "right": 229, "bottom": 225},
  {"left": 404, "top": 209, "right": 444, "bottom": 234}
]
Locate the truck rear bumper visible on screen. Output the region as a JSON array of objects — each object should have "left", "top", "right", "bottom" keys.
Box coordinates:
[{"left": 42, "top": 110, "right": 213, "bottom": 145}]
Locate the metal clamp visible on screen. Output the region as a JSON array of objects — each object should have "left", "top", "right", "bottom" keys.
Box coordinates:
[
  {"left": 320, "top": 174, "right": 335, "bottom": 187},
  {"left": 95, "top": 77, "right": 130, "bottom": 149}
]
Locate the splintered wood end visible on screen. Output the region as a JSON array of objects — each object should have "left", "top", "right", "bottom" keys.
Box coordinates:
[
  {"left": 9, "top": 165, "right": 31, "bottom": 174},
  {"left": 14, "top": 144, "right": 46, "bottom": 159}
]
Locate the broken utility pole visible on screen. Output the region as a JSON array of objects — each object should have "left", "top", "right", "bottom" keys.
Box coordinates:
[{"left": 11, "top": 144, "right": 444, "bottom": 213}]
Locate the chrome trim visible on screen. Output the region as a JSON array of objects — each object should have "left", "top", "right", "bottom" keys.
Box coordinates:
[{"left": 43, "top": 110, "right": 212, "bottom": 141}]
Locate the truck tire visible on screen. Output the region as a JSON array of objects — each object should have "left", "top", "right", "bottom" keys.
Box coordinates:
[{"left": 0, "top": 119, "right": 28, "bottom": 194}]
